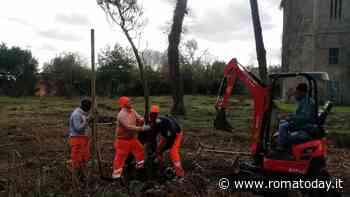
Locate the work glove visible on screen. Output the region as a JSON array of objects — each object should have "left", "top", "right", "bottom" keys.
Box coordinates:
[{"left": 142, "top": 125, "right": 151, "bottom": 132}]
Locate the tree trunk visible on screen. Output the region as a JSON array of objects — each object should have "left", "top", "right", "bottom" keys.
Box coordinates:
[
  {"left": 167, "top": 0, "right": 187, "bottom": 115},
  {"left": 122, "top": 27, "right": 150, "bottom": 122},
  {"left": 249, "top": 0, "right": 268, "bottom": 84},
  {"left": 121, "top": 26, "right": 153, "bottom": 178}
]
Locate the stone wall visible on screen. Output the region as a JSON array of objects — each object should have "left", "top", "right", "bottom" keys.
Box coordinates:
[{"left": 281, "top": 0, "right": 350, "bottom": 104}]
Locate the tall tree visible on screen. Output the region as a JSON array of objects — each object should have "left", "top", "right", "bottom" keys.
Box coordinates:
[
  {"left": 98, "top": 0, "right": 150, "bottom": 120},
  {"left": 168, "top": 0, "right": 188, "bottom": 115},
  {"left": 249, "top": 0, "right": 268, "bottom": 84},
  {"left": 42, "top": 53, "right": 90, "bottom": 97},
  {"left": 142, "top": 49, "right": 163, "bottom": 68},
  {"left": 183, "top": 39, "right": 198, "bottom": 65},
  {"left": 97, "top": 44, "right": 134, "bottom": 97},
  {"left": 0, "top": 43, "right": 38, "bottom": 96}
]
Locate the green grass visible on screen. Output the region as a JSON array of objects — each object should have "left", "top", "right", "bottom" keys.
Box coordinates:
[
  {"left": 1, "top": 95, "right": 349, "bottom": 196},
  {"left": 0, "top": 96, "right": 349, "bottom": 134},
  {"left": 273, "top": 100, "right": 350, "bottom": 134},
  {"left": 274, "top": 100, "right": 350, "bottom": 113},
  {"left": 328, "top": 129, "right": 349, "bottom": 134}
]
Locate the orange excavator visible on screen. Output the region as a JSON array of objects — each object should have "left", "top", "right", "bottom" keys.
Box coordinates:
[{"left": 214, "top": 58, "right": 338, "bottom": 196}]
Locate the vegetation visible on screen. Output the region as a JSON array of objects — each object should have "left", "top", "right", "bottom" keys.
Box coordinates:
[
  {"left": 0, "top": 35, "right": 279, "bottom": 101},
  {"left": 0, "top": 41, "right": 235, "bottom": 100},
  {"left": 167, "top": 0, "right": 188, "bottom": 115},
  {"left": 41, "top": 53, "right": 91, "bottom": 98},
  {"left": 1, "top": 95, "right": 348, "bottom": 137},
  {"left": 275, "top": 100, "right": 350, "bottom": 113},
  {"left": 97, "top": 44, "right": 135, "bottom": 97},
  {"left": 0, "top": 43, "right": 38, "bottom": 96},
  {"left": 1, "top": 1, "right": 349, "bottom": 196},
  {"left": 1, "top": 96, "right": 349, "bottom": 196},
  {"left": 98, "top": 0, "right": 151, "bottom": 121}
]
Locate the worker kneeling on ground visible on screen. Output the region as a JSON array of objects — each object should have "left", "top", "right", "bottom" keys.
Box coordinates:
[
  {"left": 68, "top": 97, "right": 91, "bottom": 172},
  {"left": 113, "top": 96, "right": 151, "bottom": 179},
  {"left": 278, "top": 83, "right": 315, "bottom": 148},
  {"left": 149, "top": 105, "right": 185, "bottom": 177}
]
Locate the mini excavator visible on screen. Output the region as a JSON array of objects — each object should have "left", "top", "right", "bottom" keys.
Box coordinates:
[{"left": 214, "top": 58, "right": 338, "bottom": 196}]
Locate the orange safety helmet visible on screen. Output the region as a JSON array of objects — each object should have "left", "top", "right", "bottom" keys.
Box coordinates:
[
  {"left": 150, "top": 105, "right": 160, "bottom": 113},
  {"left": 118, "top": 96, "right": 130, "bottom": 107}
]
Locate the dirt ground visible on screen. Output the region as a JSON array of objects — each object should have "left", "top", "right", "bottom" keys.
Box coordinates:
[{"left": 1, "top": 96, "right": 350, "bottom": 197}]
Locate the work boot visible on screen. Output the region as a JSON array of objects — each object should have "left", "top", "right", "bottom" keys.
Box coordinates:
[
  {"left": 112, "top": 169, "right": 122, "bottom": 180},
  {"left": 110, "top": 173, "right": 126, "bottom": 187},
  {"left": 112, "top": 174, "right": 121, "bottom": 180}
]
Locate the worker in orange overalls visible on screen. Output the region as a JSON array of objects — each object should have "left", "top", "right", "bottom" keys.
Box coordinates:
[
  {"left": 68, "top": 98, "right": 91, "bottom": 173},
  {"left": 149, "top": 105, "right": 185, "bottom": 177},
  {"left": 112, "top": 96, "right": 151, "bottom": 179}
]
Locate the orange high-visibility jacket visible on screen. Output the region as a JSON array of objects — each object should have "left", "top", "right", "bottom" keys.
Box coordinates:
[{"left": 116, "top": 108, "right": 144, "bottom": 139}]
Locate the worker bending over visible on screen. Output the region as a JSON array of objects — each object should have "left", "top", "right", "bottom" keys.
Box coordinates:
[
  {"left": 113, "top": 96, "right": 150, "bottom": 179},
  {"left": 149, "top": 105, "right": 185, "bottom": 177},
  {"left": 278, "top": 83, "right": 315, "bottom": 148},
  {"left": 68, "top": 97, "right": 91, "bottom": 172}
]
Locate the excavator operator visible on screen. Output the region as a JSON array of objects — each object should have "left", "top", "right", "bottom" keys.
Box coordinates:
[{"left": 278, "top": 83, "right": 316, "bottom": 148}]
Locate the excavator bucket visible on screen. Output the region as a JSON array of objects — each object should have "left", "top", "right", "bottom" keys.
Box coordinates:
[{"left": 214, "top": 108, "right": 232, "bottom": 131}]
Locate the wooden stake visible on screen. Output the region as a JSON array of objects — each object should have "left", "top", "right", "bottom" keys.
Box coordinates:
[{"left": 90, "top": 29, "right": 98, "bottom": 170}]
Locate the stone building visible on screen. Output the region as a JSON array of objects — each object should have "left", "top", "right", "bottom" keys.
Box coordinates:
[{"left": 281, "top": 0, "right": 350, "bottom": 104}]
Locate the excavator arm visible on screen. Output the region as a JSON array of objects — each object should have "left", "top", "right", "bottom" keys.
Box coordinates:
[{"left": 214, "top": 58, "right": 271, "bottom": 155}]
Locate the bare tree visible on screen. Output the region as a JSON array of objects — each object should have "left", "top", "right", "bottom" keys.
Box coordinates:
[
  {"left": 184, "top": 39, "right": 198, "bottom": 65},
  {"left": 168, "top": 0, "right": 188, "bottom": 115},
  {"left": 98, "top": 0, "right": 150, "bottom": 120},
  {"left": 249, "top": 0, "right": 268, "bottom": 84}
]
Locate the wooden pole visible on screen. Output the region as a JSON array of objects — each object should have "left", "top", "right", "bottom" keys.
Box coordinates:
[
  {"left": 90, "top": 29, "right": 98, "bottom": 170},
  {"left": 89, "top": 30, "right": 114, "bottom": 180}
]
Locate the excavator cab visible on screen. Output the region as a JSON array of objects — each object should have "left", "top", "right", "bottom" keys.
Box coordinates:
[
  {"left": 263, "top": 72, "right": 332, "bottom": 175},
  {"left": 214, "top": 59, "right": 334, "bottom": 180}
]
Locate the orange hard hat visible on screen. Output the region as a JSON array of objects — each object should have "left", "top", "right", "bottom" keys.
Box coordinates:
[
  {"left": 150, "top": 105, "right": 160, "bottom": 113},
  {"left": 118, "top": 96, "right": 129, "bottom": 107}
]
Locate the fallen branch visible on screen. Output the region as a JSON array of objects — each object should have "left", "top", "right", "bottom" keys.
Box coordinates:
[
  {"left": 198, "top": 142, "right": 251, "bottom": 156},
  {"left": 4, "top": 159, "right": 35, "bottom": 172},
  {"left": 343, "top": 163, "right": 350, "bottom": 169},
  {"left": 96, "top": 123, "right": 115, "bottom": 126},
  {"left": 0, "top": 143, "right": 14, "bottom": 148},
  {"left": 202, "top": 149, "right": 251, "bottom": 156}
]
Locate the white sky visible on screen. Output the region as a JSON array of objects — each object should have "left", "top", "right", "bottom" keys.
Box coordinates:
[{"left": 0, "top": 0, "right": 283, "bottom": 69}]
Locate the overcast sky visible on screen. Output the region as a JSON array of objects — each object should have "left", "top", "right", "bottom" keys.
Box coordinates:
[{"left": 0, "top": 0, "right": 283, "bottom": 68}]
